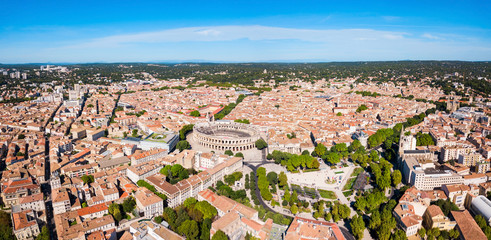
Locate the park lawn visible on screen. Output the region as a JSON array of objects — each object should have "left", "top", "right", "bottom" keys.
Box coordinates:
[
  {"left": 350, "top": 168, "right": 363, "bottom": 177},
  {"left": 343, "top": 177, "right": 356, "bottom": 191},
  {"left": 343, "top": 190, "right": 353, "bottom": 197},
  {"left": 318, "top": 189, "right": 337, "bottom": 199},
  {"left": 303, "top": 187, "right": 318, "bottom": 199},
  {"left": 303, "top": 169, "right": 320, "bottom": 173},
  {"left": 291, "top": 184, "right": 304, "bottom": 195}
]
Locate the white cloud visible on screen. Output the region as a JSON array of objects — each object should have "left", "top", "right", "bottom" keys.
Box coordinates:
[
  {"left": 422, "top": 33, "right": 444, "bottom": 40},
  {"left": 5, "top": 25, "right": 490, "bottom": 63},
  {"left": 63, "top": 25, "right": 408, "bottom": 48}
]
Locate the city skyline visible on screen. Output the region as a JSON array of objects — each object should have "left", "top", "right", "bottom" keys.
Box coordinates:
[{"left": 1, "top": 0, "right": 490, "bottom": 63}]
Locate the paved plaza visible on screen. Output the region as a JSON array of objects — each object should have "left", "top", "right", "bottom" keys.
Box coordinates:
[{"left": 262, "top": 162, "right": 355, "bottom": 191}]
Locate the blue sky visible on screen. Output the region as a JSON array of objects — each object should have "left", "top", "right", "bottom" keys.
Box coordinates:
[{"left": 1, "top": 0, "right": 490, "bottom": 63}]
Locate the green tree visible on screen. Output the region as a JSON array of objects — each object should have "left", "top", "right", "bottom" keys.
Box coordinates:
[
  {"left": 325, "top": 212, "right": 332, "bottom": 221},
  {"left": 190, "top": 110, "right": 201, "bottom": 117},
  {"left": 418, "top": 228, "right": 426, "bottom": 238},
  {"left": 163, "top": 207, "right": 177, "bottom": 226},
  {"left": 200, "top": 218, "right": 212, "bottom": 240},
  {"left": 224, "top": 174, "right": 237, "bottom": 186},
  {"left": 368, "top": 211, "right": 381, "bottom": 230},
  {"left": 36, "top": 226, "right": 50, "bottom": 240},
  {"left": 176, "top": 140, "right": 191, "bottom": 152},
  {"left": 283, "top": 190, "right": 291, "bottom": 202},
  {"left": 160, "top": 165, "right": 172, "bottom": 176},
  {"left": 184, "top": 197, "right": 198, "bottom": 208},
  {"left": 376, "top": 169, "right": 391, "bottom": 190},
  {"left": 171, "top": 164, "right": 184, "bottom": 177},
  {"left": 212, "top": 230, "right": 228, "bottom": 240},
  {"left": 338, "top": 203, "right": 351, "bottom": 219},
  {"left": 178, "top": 220, "right": 199, "bottom": 240},
  {"left": 174, "top": 208, "right": 191, "bottom": 230},
  {"left": 113, "top": 207, "right": 123, "bottom": 222},
  {"left": 416, "top": 132, "right": 435, "bottom": 146},
  {"left": 255, "top": 139, "right": 268, "bottom": 150},
  {"left": 195, "top": 201, "right": 218, "bottom": 219},
  {"left": 350, "top": 214, "right": 365, "bottom": 240},
  {"left": 348, "top": 139, "right": 362, "bottom": 153},
  {"left": 122, "top": 197, "right": 136, "bottom": 213},
  {"left": 333, "top": 143, "right": 348, "bottom": 153},
  {"left": 224, "top": 150, "right": 233, "bottom": 156},
  {"left": 278, "top": 171, "right": 288, "bottom": 188},
  {"left": 449, "top": 229, "right": 459, "bottom": 239},
  {"left": 234, "top": 152, "right": 244, "bottom": 158},
  {"left": 392, "top": 170, "right": 402, "bottom": 187},
  {"left": 154, "top": 216, "right": 163, "bottom": 224},
  {"left": 314, "top": 143, "right": 327, "bottom": 157},
  {"left": 0, "top": 211, "right": 15, "bottom": 240},
  {"left": 179, "top": 169, "right": 189, "bottom": 179},
  {"left": 291, "top": 205, "right": 298, "bottom": 214},
  {"left": 266, "top": 172, "right": 278, "bottom": 186},
  {"left": 390, "top": 229, "right": 408, "bottom": 240},
  {"left": 356, "top": 104, "right": 368, "bottom": 113},
  {"left": 324, "top": 152, "right": 340, "bottom": 165},
  {"left": 376, "top": 207, "right": 397, "bottom": 240},
  {"left": 291, "top": 190, "right": 298, "bottom": 203},
  {"left": 433, "top": 199, "right": 459, "bottom": 216},
  {"left": 81, "top": 175, "right": 94, "bottom": 184},
  {"left": 179, "top": 124, "right": 195, "bottom": 140},
  {"left": 245, "top": 174, "right": 250, "bottom": 189}
]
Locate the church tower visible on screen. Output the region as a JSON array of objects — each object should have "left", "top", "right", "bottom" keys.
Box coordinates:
[{"left": 399, "top": 126, "right": 416, "bottom": 159}]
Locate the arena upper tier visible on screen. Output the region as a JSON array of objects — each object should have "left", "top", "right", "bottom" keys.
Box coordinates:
[{"left": 193, "top": 121, "right": 261, "bottom": 151}]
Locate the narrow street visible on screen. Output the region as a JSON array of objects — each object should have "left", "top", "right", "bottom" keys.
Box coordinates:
[{"left": 43, "top": 129, "right": 56, "bottom": 239}]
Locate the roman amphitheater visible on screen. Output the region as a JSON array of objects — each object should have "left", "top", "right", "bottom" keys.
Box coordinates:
[{"left": 192, "top": 121, "right": 261, "bottom": 152}]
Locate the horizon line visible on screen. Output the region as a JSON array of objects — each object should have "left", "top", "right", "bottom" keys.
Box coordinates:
[{"left": 1, "top": 59, "right": 490, "bottom": 65}]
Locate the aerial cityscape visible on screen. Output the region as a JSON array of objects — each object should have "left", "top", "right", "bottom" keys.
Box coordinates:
[{"left": 0, "top": 1, "right": 491, "bottom": 240}]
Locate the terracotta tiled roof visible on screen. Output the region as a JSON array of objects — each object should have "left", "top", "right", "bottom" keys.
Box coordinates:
[
  {"left": 77, "top": 203, "right": 108, "bottom": 217},
  {"left": 426, "top": 205, "right": 444, "bottom": 218},
  {"left": 451, "top": 210, "right": 487, "bottom": 240}
]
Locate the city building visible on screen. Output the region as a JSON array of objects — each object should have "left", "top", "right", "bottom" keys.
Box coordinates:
[
  {"left": 134, "top": 188, "right": 163, "bottom": 218},
  {"left": 54, "top": 211, "right": 116, "bottom": 240},
  {"left": 393, "top": 202, "right": 423, "bottom": 237},
  {"left": 458, "top": 153, "right": 483, "bottom": 167},
  {"left": 129, "top": 221, "right": 184, "bottom": 240},
  {"left": 470, "top": 195, "right": 491, "bottom": 224},
  {"left": 451, "top": 210, "right": 487, "bottom": 240},
  {"left": 126, "top": 161, "right": 162, "bottom": 184},
  {"left": 442, "top": 184, "right": 478, "bottom": 209},
  {"left": 422, "top": 205, "right": 456, "bottom": 231},
  {"left": 130, "top": 149, "right": 167, "bottom": 166},
  {"left": 440, "top": 146, "right": 475, "bottom": 162},
  {"left": 146, "top": 156, "right": 241, "bottom": 208},
  {"left": 12, "top": 210, "right": 41, "bottom": 240},
  {"left": 284, "top": 217, "right": 345, "bottom": 240},
  {"left": 402, "top": 150, "right": 464, "bottom": 190},
  {"left": 199, "top": 189, "right": 273, "bottom": 240}
]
